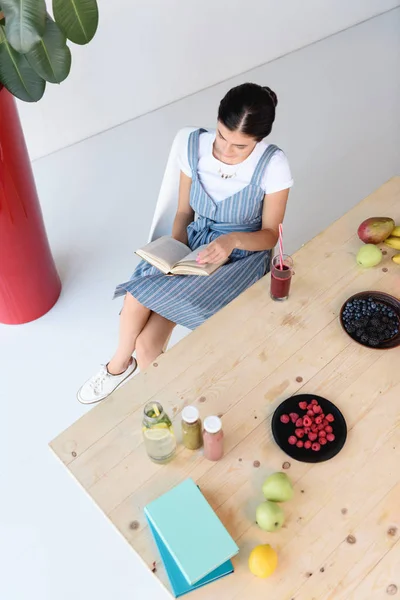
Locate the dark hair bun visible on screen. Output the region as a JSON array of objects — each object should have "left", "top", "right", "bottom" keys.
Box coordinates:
[
  {"left": 263, "top": 86, "right": 278, "bottom": 108},
  {"left": 218, "top": 82, "right": 278, "bottom": 142}
]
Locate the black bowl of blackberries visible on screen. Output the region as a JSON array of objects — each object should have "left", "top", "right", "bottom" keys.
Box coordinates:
[{"left": 340, "top": 292, "right": 400, "bottom": 349}]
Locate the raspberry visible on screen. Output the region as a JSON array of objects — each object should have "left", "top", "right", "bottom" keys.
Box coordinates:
[
  {"left": 311, "top": 424, "right": 318, "bottom": 433},
  {"left": 295, "top": 418, "right": 304, "bottom": 427},
  {"left": 299, "top": 401, "right": 308, "bottom": 410},
  {"left": 308, "top": 432, "right": 318, "bottom": 442},
  {"left": 288, "top": 436, "right": 297, "bottom": 445},
  {"left": 290, "top": 412, "right": 300, "bottom": 423},
  {"left": 304, "top": 427, "right": 311, "bottom": 434},
  {"left": 307, "top": 403, "right": 313, "bottom": 410},
  {"left": 326, "top": 414, "right": 335, "bottom": 423},
  {"left": 315, "top": 416, "right": 323, "bottom": 425},
  {"left": 317, "top": 424, "right": 324, "bottom": 431},
  {"left": 304, "top": 440, "right": 312, "bottom": 449},
  {"left": 326, "top": 433, "right": 335, "bottom": 442},
  {"left": 311, "top": 399, "right": 318, "bottom": 406},
  {"left": 325, "top": 425, "right": 333, "bottom": 433},
  {"left": 312, "top": 442, "right": 321, "bottom": 451},
  {"left": 322, "top": 419, "right": 328, "bottom": 427},
  {"left": 319, "top": 430, "right": 327, "bottom": 438},
  {"left": 296, "top": 440, "right": 304, "bottom": 448},
  {"left": 307, "top": 410, "right": 314, "bottom": 417},
  {"left": 295, "top": 428, "right": 305, "bottom": 438},
  {"left": 280, "top": 414, "right": 290, "bottom": 424},
  {"left": 319, "top": 437, "right": 327, "bottom": 446},
  {"left": 303, "top": 416, "right": 312, "bottom": 427},
  {"left": 313, "top": 405, "right": 322, "bottom": 414}
]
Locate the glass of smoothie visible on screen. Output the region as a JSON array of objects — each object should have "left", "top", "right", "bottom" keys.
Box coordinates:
[{"left": 270, "top": 254, "right": 293, "bottom": 301}]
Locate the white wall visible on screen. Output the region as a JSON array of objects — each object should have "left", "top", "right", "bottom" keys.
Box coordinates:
[
  {"left": 18, "top": 0, "right": 399, "bottom": 160},
  {"left": 32, "top": 9, "right": 400, "bottom": 275}
]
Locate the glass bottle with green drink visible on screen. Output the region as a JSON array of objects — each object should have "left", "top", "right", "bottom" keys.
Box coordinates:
[{"left": 142, "top": 402, "right": 176, "bottom": 464}]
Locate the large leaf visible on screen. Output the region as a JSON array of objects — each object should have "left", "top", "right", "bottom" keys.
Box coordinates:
[
  {"left": 27, "top": 15, "right": 71, "bottom": 83},
  {"left": 0, "top": 25, "right": 45, "bottom": 101},
  {"left": 1, "top": 0, "right": 46, "bottom": 53},
  {"left": 53, "top": 0, "right": 98, "bottom": 45}
]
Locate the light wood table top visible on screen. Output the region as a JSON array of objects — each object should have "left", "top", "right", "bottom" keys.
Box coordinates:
[{"left": 51, "top": 178, "right": 400, "bottom": 599}]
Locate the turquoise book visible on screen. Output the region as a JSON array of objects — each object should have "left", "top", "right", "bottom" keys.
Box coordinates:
[{"left": 144, "top": 479, "right": 239, "bottom": 597}]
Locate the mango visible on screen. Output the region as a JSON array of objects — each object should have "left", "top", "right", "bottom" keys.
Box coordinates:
[{"left": 357, "top": 217, "right": 394, "bottom": 244}]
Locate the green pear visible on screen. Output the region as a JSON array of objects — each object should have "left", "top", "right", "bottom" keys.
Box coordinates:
[
  {"left": 256, "top": 501, "right": 285, "bottom": 532},
  {"left": 356, "top": 244, "right": 382, "bottom": 268},
  {"left": 262, "top": 472, "right": 294, "bottom": 502}
]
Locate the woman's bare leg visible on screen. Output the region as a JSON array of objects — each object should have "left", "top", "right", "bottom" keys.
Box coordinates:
[
  {"left": 107, "top": 292, "right": 151, "bottom": 374},
  {"left": 135, "top": 312, "right": 176, "bottom": 371}
]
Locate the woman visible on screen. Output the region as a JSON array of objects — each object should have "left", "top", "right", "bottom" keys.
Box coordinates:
[{"left": 78, "top": 82, "right": 293, "bottom": 404}]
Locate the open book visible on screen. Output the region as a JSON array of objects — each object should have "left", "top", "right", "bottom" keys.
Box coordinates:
[{"left": 136, "top": 236, "right": 227, "bottom": 276}]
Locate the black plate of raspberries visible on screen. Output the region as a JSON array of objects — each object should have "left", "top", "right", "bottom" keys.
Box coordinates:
[
  {"left": 340, "top": 292, "right": 400, "bottom": 350},
  {"left": 271, "top": 394, "right": 347, "bottom": 463}
]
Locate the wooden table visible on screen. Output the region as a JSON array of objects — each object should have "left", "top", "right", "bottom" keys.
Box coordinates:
[{"left": 51, "top": 178, "right": 400, "bottom": 600}]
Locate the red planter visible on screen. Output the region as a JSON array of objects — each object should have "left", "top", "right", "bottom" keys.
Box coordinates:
[{"left": 0, "top": 87, "right": 61, "bottom": 324}]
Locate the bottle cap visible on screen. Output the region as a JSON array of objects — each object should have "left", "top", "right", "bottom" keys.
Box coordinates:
[
  {"left": 204, "top": 416, "right": 222, "bottom": 434},
  {"left": 182, "top": 406, "right": 200, "bottom": 424}
]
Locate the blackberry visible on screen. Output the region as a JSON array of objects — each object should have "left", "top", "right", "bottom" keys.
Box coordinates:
[
  {"left": 361, "top": 334, "right": 369, "bottom": 343},
  {"left": 369, "top": 337, "right": 379, "bottom": 346}
]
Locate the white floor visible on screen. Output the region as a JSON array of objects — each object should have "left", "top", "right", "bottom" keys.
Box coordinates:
[{"left": 2, "top": 11, "right": 400, "bottom": 600}]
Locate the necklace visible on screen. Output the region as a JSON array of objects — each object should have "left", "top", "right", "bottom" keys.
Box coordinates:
[
  {"left": 212, "top": 141, "right": 240, "bottom": 179},
  {"left": 218, "top": 167, "right": 237, "bottom": 179}
]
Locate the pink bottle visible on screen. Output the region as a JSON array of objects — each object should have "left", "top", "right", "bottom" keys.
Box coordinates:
[{"left": 203, "top": 416, "right": 224, "bottom": 461}]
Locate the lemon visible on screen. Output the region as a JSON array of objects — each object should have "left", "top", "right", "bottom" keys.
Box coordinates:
[
  {"left": 142, "top": 422, "right": 170, "bottom": 433},
  {"left": 248, "top": 544, "right": 278, "bottom": 578},
  {"left": 143, "top": 428, "right": 171, "bottom": 441}
]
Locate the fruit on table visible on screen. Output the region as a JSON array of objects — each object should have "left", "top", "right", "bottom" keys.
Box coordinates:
[
  {"left": 392, "top": 254, "right": 400, "bottom": 265},
  {"left": 356, "top": 244, "right": 382, "bottom": 267},
  {"left": 342, "top": 297, "right": 399, "bottom": 345},
  {"left": 256, "top": 500, "right": 285, "bottom": 532},
  {"left": 357, "top": 217, "right": 394, "bottom": 244},
  {"left": 262, "top": 472, "right": 294, "bottom": 502},
  {"left": 248, "top": 544, "right": 278, "bottom": 578},
  {"left": 391, "top": 226, "right": 400, "bottom": 237},
  {"left": 280, "top": 398, "right": 338, "bottom": 452},
  {"left": 385, "top": 236, "right": 400, "bottom": 250}
]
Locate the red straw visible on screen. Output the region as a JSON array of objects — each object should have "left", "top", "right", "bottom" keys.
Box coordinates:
[{"left": 278, "top": 223, "right": 284, "bottom": 270}]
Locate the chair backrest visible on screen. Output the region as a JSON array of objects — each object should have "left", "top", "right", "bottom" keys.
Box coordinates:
[{"left": 148, "top": 126, "right": 198, "bottom": 242}]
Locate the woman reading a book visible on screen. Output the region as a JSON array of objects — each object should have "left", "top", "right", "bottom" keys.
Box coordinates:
[{"left": 78, "top": 82, "right": 293, "bottom": 404}]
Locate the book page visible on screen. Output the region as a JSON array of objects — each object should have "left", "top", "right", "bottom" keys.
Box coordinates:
[
  {"left": 136, "top": 236, "right": 191, "bottom": 272},
  {"left": 171, "top": 262, "right": 220, "bottom": 276},
  {"left": 175, "top": 245, "right": 208, "bottom": 266}
]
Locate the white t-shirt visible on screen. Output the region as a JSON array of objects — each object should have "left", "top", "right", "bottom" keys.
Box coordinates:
[{"left": 177, "top": 129, "right": 293, "bottom": 202}]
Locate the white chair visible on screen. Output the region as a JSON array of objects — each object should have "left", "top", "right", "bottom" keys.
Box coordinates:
[
  {"left": 148, "top": 127, "right": 198, "bottom": 347},
  {"left": 148, "top": 127, "right": 198, "bottom": 242}
]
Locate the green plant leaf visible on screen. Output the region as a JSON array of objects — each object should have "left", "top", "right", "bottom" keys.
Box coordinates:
[
  {"left": 53, "top": 0, "right": 98, "bottom": 45},
  {"left": 1, "top": 0, "right": 46, "bottom": 53},
  {"left": 0, "top": 25, "right": 45, "bottom": 101},
  {"left": 27, "top": 15, "right": 71, "bottom": 83}
]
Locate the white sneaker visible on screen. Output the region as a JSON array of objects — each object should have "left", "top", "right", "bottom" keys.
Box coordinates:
[{"left": 77, "top": 359, "right": 137, "bottom": 404}]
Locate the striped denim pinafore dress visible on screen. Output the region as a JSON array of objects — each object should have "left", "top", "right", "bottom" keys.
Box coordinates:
[{"left": 114, "top": 128, "right": 281, "bottom": 330}]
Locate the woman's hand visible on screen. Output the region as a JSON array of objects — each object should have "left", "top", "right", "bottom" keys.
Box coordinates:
[{"left": 197, "top": 234, "right": 235, "bottom": 265}]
